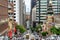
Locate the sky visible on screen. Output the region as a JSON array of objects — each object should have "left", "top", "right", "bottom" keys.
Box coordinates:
[{"left": 24, "top": 0, "right": 31, "bottom": 12}]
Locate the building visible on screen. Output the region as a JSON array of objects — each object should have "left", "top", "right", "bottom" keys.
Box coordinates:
[
  {"left": 22, "top": 1, "right": 26, "bottom": 26},
  {"left": 8, "top": 0, "right": 15, "bottom": 21},
  {"left": 0, "top": 0, "right": 8, "bottom": 19},
  {"left": 30, "top": 0, "right": 37, "bottom": 26},
  {"left": 8, "top": 0, "right": 26, "bottom": 25},
  {"left": 46, "top": 0, "right": 54, "bottom": 31},
  {"left": 32, "top": 5, "right": 37, "bottom": 27},
  {"left": 42, "top": 0, "right": 54, "bottom": 35},
  {"left": 26, "top": 12, "right": 30, "bottom": 20},
  {"left": 36, "top": 0, "right": 60, "bottom": 24},
  {"left": 16, "top": 0, "right": 26, "bottom": 25},
  {"left": 25, "top": 12, "right": 30, "bottom": 28},
  {"left": 0, "top": 0, "right": 8, "bottom": 35},
  {"left": 54, "top": 14, "right": 60, "bottom": 28}
]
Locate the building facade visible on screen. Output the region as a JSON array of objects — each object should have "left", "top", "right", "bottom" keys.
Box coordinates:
[
  {"left": 36, "top": 0, "right": 60, "bottom": 24},
  {"left": 8, "top": 0, "right": 15, "bottom": 21},
  {"left": 54, "top": 14, "right": 60, "bottom": 28},
  {"left": 0, "top": 0, "right": 8, "bottom": 20},
  {"left": 0, "top": 0, "right": 8, "bottom": 35},
  {"left": 32, "top": 6, "right": 37, "bottom": 27},
  {"left": 8, "top": 0, "right": 26, "bottom": 25}
]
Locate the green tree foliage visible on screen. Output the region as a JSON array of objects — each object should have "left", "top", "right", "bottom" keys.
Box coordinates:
[
  {"left": 30, "top": 24, "right": 42, "bottom": 33},
  {"left": 35, "top": 24, "right": 42, "bottom": 32},
  {"left": 41, "top": 32, "right": 48, "bottom": 36},
  {"left": 50, "top": 26, "right": 60, "bottom": 35},
  {"left": 16, "top": 25, "right": 26, "bottom": 33},
  {"left": 30, "top": 27, "right": 35, "bottom": 32}
]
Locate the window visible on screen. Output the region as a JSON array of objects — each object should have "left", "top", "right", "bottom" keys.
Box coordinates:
[
  {"left": 14, "top": 4, "right": 16, "bottom": 6},
  {"left": 14, "top": 13, "right": 16, "bottom": 15},
  {"left": 36, "top": 8, "right": 39, "bottom": 12},
  {"left": 41, "top": 2, "right": 47, "bottom": 4},
  {"left": 36, "top": 17, "right": 39, "bottom": 20},
  {"left": 8, "top": 8, "right": 11, "bottom": 10},
  {"left": 41, "top": 10, "right": 47, "bottom": 12},
  {"left": 8, "top": 13, "right": 10, "bottom": 15},
  {"left": 36, "top": 12, "right": 39, "bottom": 15},
  {"left": 14, "top": 1, "right": 16, "bottom": 2},
  {"left": 52, "top": 0, "right": 56, "bottom": 1},
  {"left": 14, "top": 16, "right": 16, "bottom": 18},
  {"left": 52, "top": 2, "right": 57, "bottom": 4},
  {"left": 14, "top": 19, "right": 16, "bottom": 21},
  {"left": 11, "top": 13, "right": 13, "bottom": 15}
]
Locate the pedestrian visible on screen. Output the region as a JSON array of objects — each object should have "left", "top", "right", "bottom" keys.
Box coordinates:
[
  {"left": 40, "top": 36, "right": 42, "bottom": 40},
  {"left": 3, "top": 32, "right": 8, "bottom": 40}
]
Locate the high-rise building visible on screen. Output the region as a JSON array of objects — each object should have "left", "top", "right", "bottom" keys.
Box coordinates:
[
  {"left": 58, "top": 0, "right": 60, "bottom": 13},
  {"left": 0, "top": 0, "right": 8, "bottom": 35},
  {"left": 42, "top": 0, "right": 55, "bottom": 33},
  {"left": 8, "top": 0, "right": 26, "bottom": 25},
  {"left": 32, "top": 5, "right": 37, "bottom": 27},
  {"left": 36, "top": 0, "right": 60, "bottom": 24},
  {"left": 30, "top": 0, "right": 37, "bottom": 26},
  {"left": 8, "top": 0, "right": 15, "bottom": 21}
]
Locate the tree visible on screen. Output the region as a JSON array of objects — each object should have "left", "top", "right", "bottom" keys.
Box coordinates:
[
  {"left": 30, "top": 27, "right": 35, "bottom": 33},
  {"left": 30, "top": 24, "right": 42, "bottom": 33},
  {"left": 16, "top": 25, "right": 26, "bottom": 33},
  {"left": 41, "top": 32, "right": 48, "bottom": 36},
  {"left": 35, "top": 24, "right": 42, "bottom": 33},
  {"left": 50, "top": 26, "right": 60, "bottom": 35}
]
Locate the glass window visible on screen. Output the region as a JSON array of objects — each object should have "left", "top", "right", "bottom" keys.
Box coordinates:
[
  {"left": 52, "top": 2, "right": 57, "bottom": 4},
  {"left": 14, "top": 4, "right": 16, "bottom": 6},
  {"left": 40, "top": 2, "right": 47, "bottom": 4},
  {"left": 36, "top": 8, "right": 39, "bottom": 12},
  {"left": 36, "top": 1, "right": 39, "bottom": 3},
  {"left": 36, "top": 13, "right": 39, "bottom": 15},
  {"left": 40, "top": 9, "right": 47, "bottom": 12},
  {"left": 14, "top": 16, "right": 16, "bottom": 18},
  {"left": 40, "top": 10, "right": 47, "bottom": 12},
  {"left": 36, "top": 17, "right": 39, "bottom": 20},
  {"left": 8, "top": 13, "right": 10, "bottom": 15},
  {"left": 52, "top": 0, "right": 56, "bottom": 1},
  {"left": 8, "top": 8, "right": 11, "bottom": 10},
  {"left": 41, "top": 0, "right": 47, "bottom": 1},
  {"left": 14, "top": 13, "right": 16, "bottom": 15}
]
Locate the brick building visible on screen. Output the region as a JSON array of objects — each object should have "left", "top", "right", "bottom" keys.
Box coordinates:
[
  {"left": 0, "top": 0, "right": 8, "bottom": 35},
  {"left": 0, "top": 0, "right": 8, "bottom": 19}
]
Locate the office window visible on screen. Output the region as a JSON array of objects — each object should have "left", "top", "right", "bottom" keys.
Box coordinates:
[
  {"left": 14, "top": 20, "right": 16, "bottom": 21},
  {"left": 11, "top": 13, "right": 13, "bottom": 15},
  {"left": 52, "top": 2, "right": 57, "bottom": 4},
  {"left": 40, "top": 2, "right": 47, "bottom": 4},
  {"left": 14, "top": 13, "right": 16, "bottom": 15},
  {"left": 14, "top": 1, "right": 16, "bottom": 2},
  {"left": 8, "top": 8, "right": 11, "bottom": 10},
  {"left": 36, "top": 17, "right": 39, "bottom": 20},
  {"left": 8, "top": 13, "right": 10, "bottom": 15},
  {"left": 14, "top": 16, "right": 16, "bottom": 18},
  {"left": 52, "top": 0, "right": 56, "bottom": 1},
  {"left": 14, "top": 4, "right": 16, "bottom": 6}
]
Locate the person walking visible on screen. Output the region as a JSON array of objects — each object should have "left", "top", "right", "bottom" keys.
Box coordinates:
[{"left": 3, "top": 32, "right": 8, "bottom": 40}]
